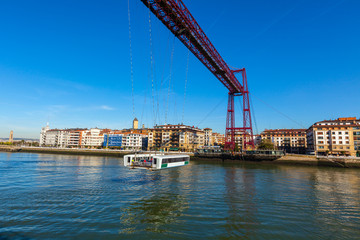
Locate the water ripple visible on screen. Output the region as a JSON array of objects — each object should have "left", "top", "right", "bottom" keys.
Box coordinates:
[{"left": 0, "top": 153, "right": 360, "bottom": 239}]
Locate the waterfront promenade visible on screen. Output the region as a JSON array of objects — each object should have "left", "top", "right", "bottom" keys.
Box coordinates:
[{"left": 1, "top": 146, "right": 360, "bottom": 168}]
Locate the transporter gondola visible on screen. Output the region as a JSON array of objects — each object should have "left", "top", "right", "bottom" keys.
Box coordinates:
[{"left": 123, "top": 154, "right": 190, "bottom": 170}]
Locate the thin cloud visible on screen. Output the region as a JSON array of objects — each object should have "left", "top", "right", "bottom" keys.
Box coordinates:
[{"left": 99, "top": 105, "right": 115, "bottom": 111}]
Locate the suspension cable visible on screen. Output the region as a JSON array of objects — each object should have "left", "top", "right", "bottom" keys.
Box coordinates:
[
  {"left": 182, "top": 49, "right": 190, "bottom": 124},
  {"left": 252, "top": 94, "right": 305, "bottom": 128},
  {"left": 127, "top": 0, "right": 135, "bottom": 119},
  {"left": 165, "top": 36, "right": 175, "bottom": 124},
  {"left": 196, "top": 96, "right": 226, "bottom": 128},
  {"left": 249, "top": 94, "right": 259, "bottom": 135},
  {"left": 140, "top": 86, "right": 147, "bottom": 128},
  {"left": 147, "top": 0, "right": 156, "bottom": 126}
]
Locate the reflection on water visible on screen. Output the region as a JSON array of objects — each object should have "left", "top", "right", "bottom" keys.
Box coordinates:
[
  {"left": 0, "top": 153, "right": 360, "bottom": 239},
  {"left": 120, "top": 193, "right": 188, "bottom": 234},
  {"left": 224, "top": 168, "right": 259, "bottom": 238}
]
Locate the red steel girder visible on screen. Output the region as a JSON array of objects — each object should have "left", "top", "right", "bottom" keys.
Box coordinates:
[
  {"left": 225, "top": 69, "right": 255, "bottom": 150},
  {"left": 140, "top": 0, "right": 255, "bottom": 150},
  {"left": 140, "top": 0, "right": 243, "bottom": 94}
]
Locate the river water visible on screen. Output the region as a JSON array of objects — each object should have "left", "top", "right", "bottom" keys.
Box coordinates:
[{"left": 0, "top": 152, "right": 359, "bottom": 239}]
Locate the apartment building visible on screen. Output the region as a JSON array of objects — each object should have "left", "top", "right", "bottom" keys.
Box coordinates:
[
  {"left": 40, "top": 124, "right": 50, "bottom": 146},
  {"left": 40, "top": 126, "right": 98, "bottom": 148},
  {"left": 148, "top": 124, "right": 205, "bottom": 151},
  {"left": 103, "top": 134, "right": 123, "bottom": 148},
  {"left": 112, "top": 128, "right": 149, "bottom": 150},
  {"left": 306, "top": 117, "right": 360, "bottom": 156},
  {"left": 81, "top": 128, "right": 104, "bottom": 147},
  {"left": 43, "top": 129, "right": 61, "bottom": 146},
  {"left": 67, "top": 129, "right": 88, "bottom": 147},
  {"left": 123, "top": 133, "right": 146, "bottom": 150},
  {"left": 213, "top": 132, "right": 225, "bottom": 146},
  {"left": 204, "top": 128, "right": 213, "bottom": 146},
  {"left": 260, "top": 129, "right": 307, "bottom": 153}
]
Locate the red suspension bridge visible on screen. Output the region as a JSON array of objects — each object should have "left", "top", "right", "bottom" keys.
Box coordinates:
[{"left": 141, "top": 0, "right": 254, "bottom": 150}]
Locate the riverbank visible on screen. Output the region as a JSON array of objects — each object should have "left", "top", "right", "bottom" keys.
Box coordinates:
[
  {"left": 1, "top": 146, "right": 360, "bottom": 168},
  {"left": 192, "top": 153, "right": 360, "bottom": 168},
  {"left": 0, "top": 146, "right": 131, "bottom": 157}
]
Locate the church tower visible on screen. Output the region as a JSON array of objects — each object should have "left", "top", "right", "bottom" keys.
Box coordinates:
[
  {"left": 9, "top": 130, "right": 13, "bottom": 143},
  {"left": 133, "top": 118, "right": 138, "bottom": 129}
]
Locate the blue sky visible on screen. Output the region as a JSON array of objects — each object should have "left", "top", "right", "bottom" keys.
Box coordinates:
[{"left": 0, "top": 0, "right": 359, "bottom": 139}]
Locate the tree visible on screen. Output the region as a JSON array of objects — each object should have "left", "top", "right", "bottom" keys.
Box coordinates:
[
  {"left": 257, "top": 139, "right": 275, "bottom": 150},
  {"left": 234, "top": 143, "right": 240, "bottom": 152}
]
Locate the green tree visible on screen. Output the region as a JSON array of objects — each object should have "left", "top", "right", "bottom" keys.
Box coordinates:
[
  {"left": 257, "top": 139, "right": 275, "bottom": 150},
  {"left": 234, "top": 143, "right": 242, "bottom": 152}
]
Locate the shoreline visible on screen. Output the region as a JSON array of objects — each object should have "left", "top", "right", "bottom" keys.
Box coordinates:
[{"left": 1, "top": 146, "right": 360, "bottom": 168}]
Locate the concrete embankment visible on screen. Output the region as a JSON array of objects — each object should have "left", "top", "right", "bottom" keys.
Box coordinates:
[
  {"left": 1, "top": 146, "right": 360, "bottom": 168},
  {"left": 0, "top": 146, "right": 131, "bottom": 157},
  {"left": 275, "top": 154, "right": 360, "bottom": 168},
  {"left": 191, "top": 153, "right": 360, "bottom": 168},
  {"left": 0, "top": 146, "right": 194, "bottom": 158}
]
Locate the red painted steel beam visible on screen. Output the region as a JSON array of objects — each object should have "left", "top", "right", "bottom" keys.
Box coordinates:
[{"left": 140, "top": 0, "right": 243, "bottom": 94}]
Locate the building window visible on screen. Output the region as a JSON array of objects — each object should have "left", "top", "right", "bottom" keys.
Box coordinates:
[
  {"left": 318, "top": 146, "right": 324, "bottom": 149},
  {"left": 345, "top": 132, "right": 349, "bottom": 135},
  {"left": 333, "top": 141, "right": 336, "bottom": 144},
  {"left": 339, "top": 136, "right": 342, "bottom": 139},
  {"left": 339, "top": 141, "right": 343, "bottom": 144},
  {"left": 318, "top": 136, "right": 323, "bottom": 139}
]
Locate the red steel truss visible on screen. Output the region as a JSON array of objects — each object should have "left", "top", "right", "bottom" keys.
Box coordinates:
[{"left": 140, "top": 0, "right": 254, "bottom": 150}]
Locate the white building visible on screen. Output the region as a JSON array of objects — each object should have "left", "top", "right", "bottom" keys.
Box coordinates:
[
  {"left": 40, "top": 125, "right": 99, "bottom": 148},
  {"left": 204, "top": 128, "right": 213, "bottom": 146},
  {"left": 40, "top": 124, "right": 50, "bottom": 146},
  {"left": 45, "top": 130, "right": 60, "bottom": 146},
  {"left": 124, "top": 133, "right": 143, "bottom": 150},
  {"left": 81, "top": 128, "right": 104, "bottom": 147}
]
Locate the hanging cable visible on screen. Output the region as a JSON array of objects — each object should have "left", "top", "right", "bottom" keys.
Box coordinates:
[
  {"left": 196, "top": 96, "right": 226, "bottom": 128},
  {"left": 165, "top": 36, "right": 176, "bottom": 124},
  {"left": 182, "top": 49, "right": 190, "bottom": 124},
  {"left": 127, "top": 0, "right": 135, "bottom": 119},
  {"left": 173, "top": 92, "right": 178, "bottom": 124},
  {"left": 249, "top": 94, "right": 259, "bottom": 135},
  {"left": 140, "top": 87, "right": 148, "bottom": 128},
  {"left": 160, "top": 32, "right": 171, "bottom": 87},
  {"left": 147, "top": 0, "right": 156, "bottom": 126},
  {"left": 252, "top": 94, "right": 306, "bottom": 128}
]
